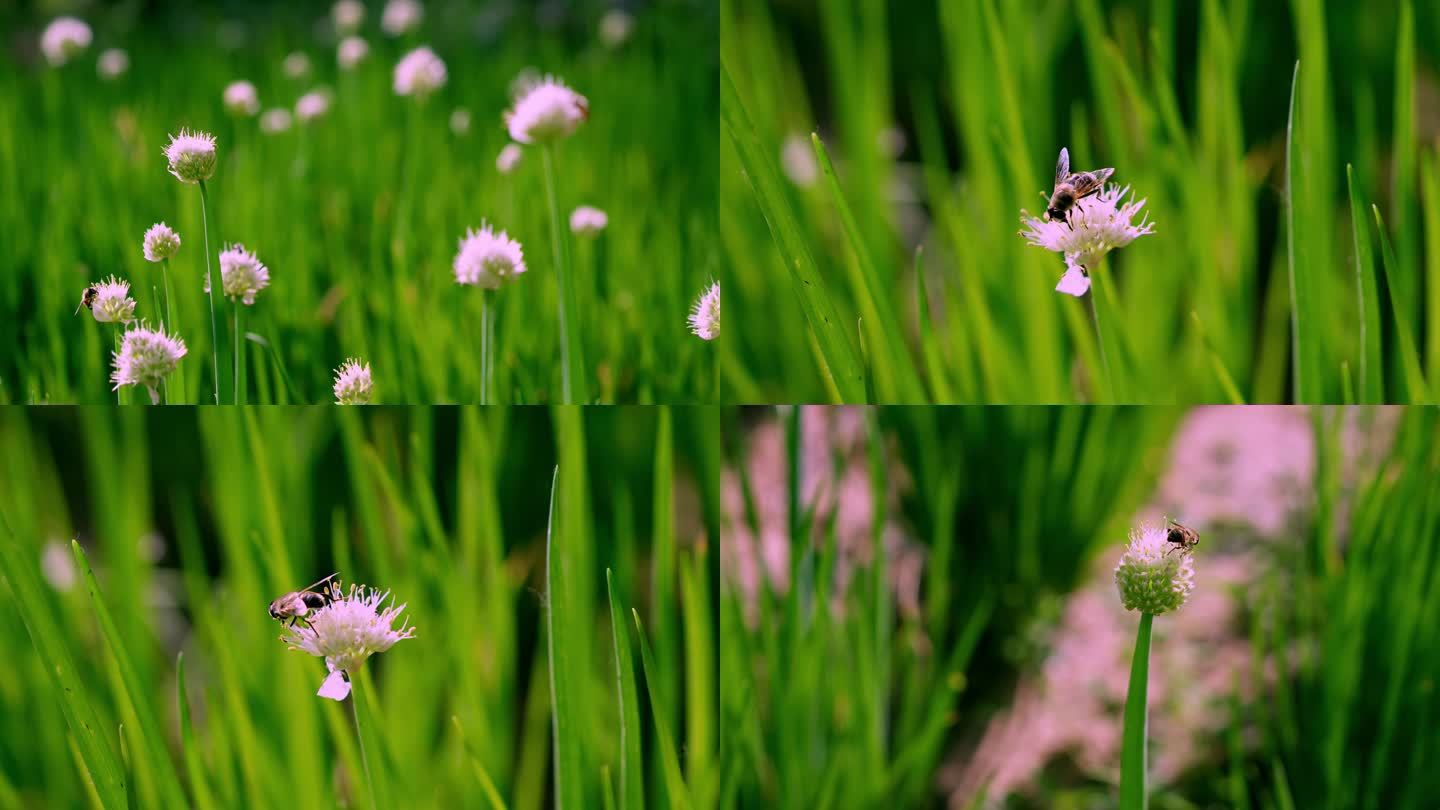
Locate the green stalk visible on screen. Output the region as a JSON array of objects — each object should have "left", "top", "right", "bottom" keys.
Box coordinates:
[
  {"left": 349, "top": 674, "right": 384, "bottom": 810},
  {"left": 113, "top": 328, "right": 123, "bottom": 405},
  {"left": 1120, "top": 612, "right": 1154, "bottom": 810},
  {"left": 1085, "top": 286, "right": 1114, "bottom": 403},
  {"left": 543, "top": 145, "right": 588, "bottom": 404},
  {"left": 233, "top": 300, "right": 243, "bottom": 405},
  {"left": 198, "top": 180, "right": 220, "bottom": 404},
  {"left": 481, "top": 289, "right": 493, "bottom": 404},
  {"left": 161, "top": 258, "right": 180, "bottom": 401}
]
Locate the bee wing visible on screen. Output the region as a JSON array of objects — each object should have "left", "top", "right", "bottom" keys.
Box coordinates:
[
  {"left": 1067, "top": 171, "right": 1109, "bottom": 200},
  {"left": 1090, "top": 167, "right": 1115, "bottom": 186},
  {"left": 299, "top": 572, "right": 340, "bottom": 593},
  {"left": 1055, "top": 147, "right": 1070, "bottom": 185}
]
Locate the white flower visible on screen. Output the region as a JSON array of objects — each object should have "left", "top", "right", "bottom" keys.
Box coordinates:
[
  {"left": 224, "top": 80, "right": 260, "bottom": 117},
  {"left": 260, "top": 108, "right": 293, "bottom": 134},
  {"left": 295, "top": 90, "right": 331, "bottom": 123},
  {"left": 381, "top": 0, "right": 424, "bottom": 37},
  {"left": 496, "top": 143, "right": 522, "bottom": 174},
  {"left": 143, "top": 222, "right": 181, "bottom": 262},
  {"left": 88, "top": 276, "right": 137, "bottom": 324},
  {"left": 111, "top": 322, "right": 186, "bottom": 403},
  {"left": 218, "top": 243, "right": 270, "bottom": 305},
  {"left": 283, "top": 51, "right": 311, "bottom": 79},
  {"left": 338, "top": 36, "right": 370, "bottom": 71},
  {"left": 280, "top": 582, "right": 416, "bottom": 701},
  {"left": 599, "top": 10, "right": 634, "bottom": 48},
  {"left": 453, "top": 223, "right": 526, "bottom": 289},
  {"left": 393, "top": 46, "right": 446, "bottom": 97},
  {"left": 569, "top": 206, "right": 607, "bottom": 236},
  {"left": 449, "top": 108, "right": 471, "bottom": 135},
  {"left": 41, "top": 541, "right": 77, "bottom": 591},
  {"left": 97, "top": 48, "right": 128, "bottom": 80},
  {"left": 163, "top": 129, "right": 217, "bottom": 184},
  {"left": 504, "top": 75, "right": 588, "bottom": 144},
  {"left": 781, "top": 133, "right": 817, "bottom": 187},
  {"left": 1114, "top": 523, "right": 1196, "bottom": 615},
  {"left": 41, "top": 17, "right": 92, "bottom": 66},
  {"left": 688, "top": 281, "right": 720, "bottom": 341},
  {"left": 333, "top": 358, "right": 374, "bottom": 404},
  {"left": 1019, "top": 184, "right": 1155, "bottom": 297},
  {"left": 332, "top": 0, "right": 366, "bottom": 34}
]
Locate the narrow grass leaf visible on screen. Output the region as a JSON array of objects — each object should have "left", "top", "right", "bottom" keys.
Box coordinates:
[
  {"left": 1371, "top": 206, "right": 1430, "bottom": 400},
  {"left": 606, "top": 570, "right": 645, "bottom": 810},
  {"left": 1347, "top": 165, "right": 1384, "bottom": 402},
  {"left": 1285, "top": 60, "right": 1323, "bottom": 402},
  {"left": 1119, "top": 612, "right": 1153, "bottom": 810},
  {"left": 546, "top": 466, "right": 586, "bottom": 809},
  {"left": 632, "top": 609, "right": 691, "bottom": 810}
]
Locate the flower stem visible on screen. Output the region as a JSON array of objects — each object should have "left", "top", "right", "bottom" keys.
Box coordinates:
[
  {"left": 542, "top": 144, "right": 587, "bottom": 404},
  {"left": 348, "top": 669, "right": 389, "bottom": 810},
  {"left": 161, "top": 258, "right": 179, "bottom": 403},
  {"left": 1084, "top": 289, "right": 1113, "bottom": 402},
  {"left": 113, "top": 328, "right": 122, "bottom": 405},
  {"left": 480, "top": 289, "right": 493, "bottom": 404},
  {"left": 233, "top": 300, "right": 243, "bottom": 405},
  {"left": 198, "top": 181, "right": 220, "bottom": 405},
  {"left": 1120, "top": 612, "right": 1153, "bottom": 810},
  {"left": 348, "top": 677, "right": 381, "bottom": 810}
]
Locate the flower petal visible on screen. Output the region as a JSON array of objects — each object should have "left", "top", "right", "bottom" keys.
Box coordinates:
[
  {"left": 1055, "top": 264, "right": 1090, "bottom": 297},
  {"left": 318, "top": 668, "right": 351, "bottom": 700}
]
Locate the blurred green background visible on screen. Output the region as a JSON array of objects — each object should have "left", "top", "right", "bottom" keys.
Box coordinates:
[
  {"left": 0, "top": 405, "right": 719, "bottom": 809},
  {"left": 722, "top": 0, "right": 1440, "bottom": 403},
  {"left": 1, "top": 0, "right": 717, "bottom": 404},
  {"left": 720, "top": 405, "right": 1440, "bottom": 808}
]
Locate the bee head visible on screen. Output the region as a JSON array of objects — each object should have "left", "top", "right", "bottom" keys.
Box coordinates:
[
  {"left": 1046, "top": 206, "right": 1067, "bottom": 223},
  {"left": 268, "top": 603, "right": 283, "bottom": 620}
]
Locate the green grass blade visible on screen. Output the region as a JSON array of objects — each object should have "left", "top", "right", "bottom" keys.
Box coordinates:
[
  {"left": 1421, "top": 151, "right": 1440, "bottom": 382},
  {"left": 1390, "top": 1, "right": 1417, "bottom": 313},
  {"left": 69, "top": 540, "right": 188, "bottom": 809},
  {"left": 1347, "top": 164, "right": 1384, "bottom": 402},
  {"left": 912, "top": 246, "right": 955, "bottom": 401},
  {"left": 1189, "top": 311, "right": 1246, "bottom": 403},
  {"left": 175, "top": 653, "right": 216, "bottom": 810},
  {"left": 451, "top": 716, "right": 509, "bottom": 810},
  {"left": 546, "top": 466, "right": 586, "bottom": 809},
  {"left": 632, "top": 609, "right": 691, "bottom": 810},
  {"left": 1371, "top": 205, "right": 1430, "bottom": 400},
  {"left": 1119, "top": 612, "right": 1153, "bottom": 810},
  {"left": 606, "top": 570, "right": 645, "bottom": 810},
  {"left": 1285, "top": 60, "right": 1323, "bottom": 402},
  {"left": 0, "top": 520, "right": 126, "bottom": 808},
  {"left": 679, "top": 553, "right": 716, "bottom": 807},
  {"left": 721, "top": 62, "right": 866, "bottom": 401}
]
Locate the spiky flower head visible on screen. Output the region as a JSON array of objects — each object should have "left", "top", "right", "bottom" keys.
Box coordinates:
[
  {"left": 332, "top": 0, "right": 366, "bottom": 34},
  {"left": 393, "top": 46, "right": 446, "bottom": 97},
  {"left": 218, "top": 243, "right": 270, "bottom": 305},
  {"left": 224, "top": 81, "right": 260, "bottom": 117},
  {"left": 1019, "top": 184, "right": 1155, "bottom": 297},
  {"left": 338, "top": 36, "right": 370, "bottom": 71},
  {"left": 453, "top": 223, "right": 526, "bottom": 289},
  {"left": 111, "top": 322, "right": 186, "bottom": 403},
  {"left": 569, "top": 206, "right": 608, "bottom": 236},
  {"left": 260, "top": 108, "right": 293, "bottom": 134},
  {"left": 97, "top": 48, "right": 129, "bottom": 80},
  {"left": 280, "top": 582, "right": 416, "bottom": 700},
  {"left": 295, "top": 90, "right": 331, "bottom": 124},
  {"left": 496, "top": 143, "right": 522, "bottom": 174},
  {"left": 1114, "top": 523, "right": 1195, "bottom": 615},
  {"left": 88, "top": 276, "right": 137, "bottom": 324},
  {"left": 504, "top": 75, "right": 588, "bottom": 144},
  {"left": 163, "top": 129, "right": 217, "bottom": 184},
  {"left": 333, "top": 358, "right": 374, "bottom": 404},
  {"left": 688, "top": 281, "right": 720, "bottom": 341},
  {"left": 381, "top": 0, "right": 424, "bottom": 37},
  {"left": 41, "top": 17, "right": 92, "bottom": 66},
  {"left": 143, "top": 222, "right": 181, "bottom": 262}
]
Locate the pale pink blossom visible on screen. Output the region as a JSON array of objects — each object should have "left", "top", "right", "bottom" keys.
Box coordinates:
[
  {"left": 504, "top": 75, "right": 588, "bottom": 144},
  {"left": 393, "top": 46, "right": 446, "bottom": 97},
  {"left": 453, "top": 223, "right": 525, "bottom": 289},
  {"left": 41, "top": 17, "right": 91, "bottom": 66}
]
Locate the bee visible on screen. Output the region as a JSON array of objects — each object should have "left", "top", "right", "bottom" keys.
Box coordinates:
[
  {"left": 1164, "top": 520, "right": 1200, "bottom": 556},
  {"left": 268, "top": 573, "right": 341, "bottom": 630},
  {"left": 1045, "top": 147, "right": 1114, "bottom": 229},
  {"left": 74, "top": 285, "right": 99, "bottom": 315}
]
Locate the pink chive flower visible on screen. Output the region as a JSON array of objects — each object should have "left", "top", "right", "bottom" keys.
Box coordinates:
[
  {"left": 280, "top": 582, "right": 416, "bottom": 701},
  {"left": 295, "top": 90, "right": 331, "bottom": 124},
  {"left": 218, "top": 243, "right": 270, "bottom": 305},
  {"left": 41, "top": 17, "right": 92, "bottom": 66},
  {"left": 333, "top": 358, "right": 374, "bottom": 404},
  {"left": 87, "top": 276, "right": 137, "bottom": 324},
  {"left": 163, "top": 129, "right": 217, "bottom": 184},
  {"left": 1019, "top": 184, "right": 1155, "bottom": 297},
  {"left": 569, "top": 206, "right": 608, "bottom": 236},
  {"left": 688, "top": 281, "right": 720, "bottom": 341},
  {"left": 393, "top": 46, "right": 446, "bottom": 97},
  {"left": 337, "top": 36, "right": 370, "bottom": 71},
  {"left": 283, "top": 51, "right": 311, "bottom": 79},
  {"left": 143, "top": 222, "right": 181, "bottom": 262},
  {"left": 97, "top": 48, "right": 128, "bottom": 80},
  {"left": 332, "top": 0, "right": 365, "bottom": 34},
  {"left": 260, "top": 108, "right": 293, "bottom": 134},
  {"left": 224, "top": 81, "right": 260, "bottom": 117},
  {"left": 381, "top": 0, "right": 424, "bottom": 37},
  {"left": 504, "top": 75, "right": 588, "bottom": 144},
  {"left": 496, "top": 143, "right": 523, "bottom": 174},
  {"left": 111, "top": 322, "right": 186, "bottom": 403},
  {"left": 1114, "top": 523, "right": 1195, "bottom": 615},
  {"left": 453, "top": 223, "right": 526, "bottom": 289}
]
